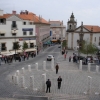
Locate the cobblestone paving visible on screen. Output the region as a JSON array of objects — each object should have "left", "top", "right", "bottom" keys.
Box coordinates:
[{"left": 6, "top": 51, "right": 100, "bottom": 100}]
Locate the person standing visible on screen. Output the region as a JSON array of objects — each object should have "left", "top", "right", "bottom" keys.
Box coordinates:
[
  {"left": 46, "top": 79, "right": 51, "bottom": 93},
  {"left": 57, "top": 76, "right": 62, "bottom": 89},
  {"left": 55, "top": 64, "right": 59, "bottom": 74}
]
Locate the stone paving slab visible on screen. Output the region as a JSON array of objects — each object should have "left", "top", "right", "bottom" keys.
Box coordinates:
[{"left": 6, "top": 50, "right": 100, "bottom": 100}]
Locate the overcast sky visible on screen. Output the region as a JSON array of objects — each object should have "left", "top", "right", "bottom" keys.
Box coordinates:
[{"left": 0, "top": 0, "right": 100, "bottom": 26}]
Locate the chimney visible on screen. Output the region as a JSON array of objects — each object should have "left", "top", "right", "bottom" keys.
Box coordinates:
[
  {"left": 12, "top": 10, "right": 16, "bottom": 14},
  {"left": 0, "top": 9, "right": 3, "bottom": 16}
]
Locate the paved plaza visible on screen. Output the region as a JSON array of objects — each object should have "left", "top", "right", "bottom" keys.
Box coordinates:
[{"left": 5, "top": 50, "right": 100, "bottom": 100}]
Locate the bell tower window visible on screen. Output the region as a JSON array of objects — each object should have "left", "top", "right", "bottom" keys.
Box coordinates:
[{"left": 70, "top": 25, "right": 71, "bottom": 29}]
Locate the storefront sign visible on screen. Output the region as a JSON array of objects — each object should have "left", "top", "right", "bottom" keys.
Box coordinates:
[
  {"left": 19, "top": 37, "right": 36, "bottom": 41},
  {"left": 22, "top": 28, "right": 33, "bottom": 31}
]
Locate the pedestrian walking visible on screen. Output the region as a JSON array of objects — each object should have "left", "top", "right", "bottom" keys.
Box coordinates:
[
  {"left": 57, "top": 76, "right": 62, "bottom": 89},
  {"left": 55, "top": 64, "right": 59, "bottom": 74},
  {"left": 69, "top": 56, "right": 71, "bottom": 62},
  {"left": 64, "top": 53, "right": 66, "bottom": 60},
  {"left": 46, "top": 79, "right": 51, "bottom": 93}
]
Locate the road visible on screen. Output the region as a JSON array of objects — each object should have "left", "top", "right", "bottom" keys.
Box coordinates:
[{"left": 0, "top": 45, "right": 60, "bottom": 99}]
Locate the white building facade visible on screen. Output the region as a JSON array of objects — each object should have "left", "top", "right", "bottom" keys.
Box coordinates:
[
  {"left": 49, "top": 20, "right": 66, "bottom": 43},
  {"left": 0, "top": 10, "right": 37, "bottom": 55},
  {"left": 67, "top": 13, "right": 100, "bottom": 50}
]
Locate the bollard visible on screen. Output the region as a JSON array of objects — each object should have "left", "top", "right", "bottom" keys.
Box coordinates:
[
  {"left": 88, "top": 63, "right": 91, "bottom": 72},
  {"left": 42, "top": 73, "right": 46, "bottom": 92},
  {"left": 30, "top": 76, "right": 34, "bottom": 89},
  {"left": 22, "top": 67, "right": 25, "bottom": 74},
  {"left": 15, "top": 76, "right": 19, "bottom": 85},
  {"left": 79, "top": 60, "right": 82, "bottom": 70},
  {"left": 35, "top": 63, "right": 38, "bottom": 71},
  {"left": 21, "top": 76, "right": 25, "bottom": 88},
  {"left": 28, "top": 65, "right": 31, "bottom": 72},
  {"left": 16, "top": 70, "right": 19, "bottom": 76},
  {"left": 51, "top": 57, "right": 54, "bottom": 71},
  {"left": 87, "top": 76, "right": 92, "bottom": 94},
  {"left": 96, "top": 65, "right": 99, "bottom": 73},
  {"left": 43, "top": 61, "right": 46, "bottom": 71}
]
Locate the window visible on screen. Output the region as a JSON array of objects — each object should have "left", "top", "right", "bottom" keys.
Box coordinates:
[
  {"left": 1, "top": 43, "right": 6, "bottom": 51},
  {"left": 95, "top": 37, "right": 96, "bottom": 42},
  {"left": 70, "top": 25, "right": 71, "bottom": 29},
  {"left": 12, "top": 33, "right": 16, "bottom": 36},
  {"left": 23, "top": 31, "right": 27, "bottom": 35},
  {"left": 0, "top": 33, "right": 5, "bottom": 36},
  {"left": 23, "top": 22, "right": 26, "bottom": 25},
  {"left": 29, "top": 22, "right": 32, "bottom": 25},
  {"left": 29, "top": 31, "right": 33, "bottom": 35},
  {"left": 12, "top": 21, "right": 17, "bottom": 28},
  {"left": 30, "top": 43, "right": 34, "bottom": 48}
]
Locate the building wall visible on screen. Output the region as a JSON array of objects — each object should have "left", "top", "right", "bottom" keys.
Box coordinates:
[
  {"left": 0, "top": 19, "right": 36, "bottom": 54},
  {"left": 67, "top": 33, "right": 72, "bottom": 49}
]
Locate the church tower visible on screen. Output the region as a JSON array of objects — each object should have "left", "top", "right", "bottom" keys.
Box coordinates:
[{"left": 67, "top": 12, "right": 77, "bottom": 32}]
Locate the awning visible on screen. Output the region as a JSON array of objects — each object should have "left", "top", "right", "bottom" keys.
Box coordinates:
[
  {"left": 11, "top": 30, "right": 18, "bottom": 33},
  {"left": 51, "top": 40, "right": 57, "bottom": 42},
  {"left": 1, "top": 51, "right": 14, "bottom": 56},
  {"left": 10, "top": 50, "right": 22, "bottom": 53},
  {"left": 29, "top": 40, "right": 35, "bottom": 43},
  {"left": 25, "top": 48, "right": 36, "bottom": 52},
  {"left": 25, "top": 41, "right": 29, "bottom": 43},
  {"left": 0, "top": 31, "right": 6, "bottom": 33}
]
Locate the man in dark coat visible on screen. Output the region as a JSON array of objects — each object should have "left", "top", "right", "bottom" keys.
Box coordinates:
[
  {"left": 55, "top": 64, "right": 59, "bottom": 74},
  {"left": 57, "top": 76, "right": 62, "bottom": 89},
  {"left": 46, "top": 79, "right": 51, "bottom": 93}
]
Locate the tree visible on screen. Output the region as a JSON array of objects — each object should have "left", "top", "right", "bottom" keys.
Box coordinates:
[
  {"left": 62, "top": 40, "right": 67, "bottom": 49},
  {"left": 22, "top": 42, "right": 28, "bottom": 52},
  {"left": 80, "top": 40, "right": 98, "bottom": 56},
  {"left": 57, "top": 39, "right": 61, "bottom": 44},
  {"left": 13, "top": 42, "right": 21, "bottom": 51}
]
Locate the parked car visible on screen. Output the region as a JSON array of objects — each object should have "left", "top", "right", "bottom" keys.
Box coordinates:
[{"left": 47, "top": 55, "right": 54, "bottom": 61}]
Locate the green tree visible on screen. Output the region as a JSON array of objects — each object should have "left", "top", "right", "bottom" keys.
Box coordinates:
[
  {"left": 62, "top": 40, "right": 67, "bottom": 49},
  {"left": 13, "top": 42, "right": 21, "bottom": 51},
  {"left": 22, "top": 42, "right": 28, "bottom": 52},
  {"left": 57, "top": 39, "right": 61, "bottom": 44},
  {"left": 80, "top": 40, "right": 98, "bottom": 56}
]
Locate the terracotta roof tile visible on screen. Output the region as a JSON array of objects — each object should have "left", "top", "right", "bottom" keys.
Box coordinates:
[
  {"left": 0, "top": 14, "right": 12, "bottom": 19},
  {"left": 0, "top": 12, "right": 49, "bottom": 24},
  {"left": 84, "top": 25, "right": 100, "bottom": 32}
]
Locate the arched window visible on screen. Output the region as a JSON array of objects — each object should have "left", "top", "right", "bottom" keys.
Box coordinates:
[{"left": 70, "top": 25, "right": 71, "bottom": 29}]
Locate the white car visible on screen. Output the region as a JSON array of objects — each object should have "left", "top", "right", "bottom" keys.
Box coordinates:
[{"left": 47, "top": 55, "right": 54, "bottom": 61}]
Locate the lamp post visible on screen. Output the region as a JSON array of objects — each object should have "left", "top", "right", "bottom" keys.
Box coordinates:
[
  {"left": 14, "top": 31, "right": 16, "bottom": 55},
  {"left": 13, "top": 29, "right": 17, "bottom": 61}
]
